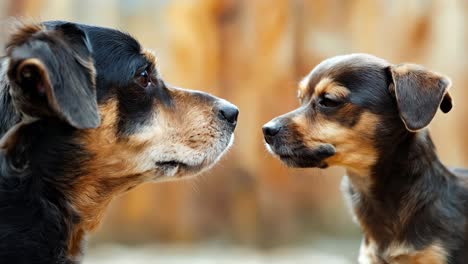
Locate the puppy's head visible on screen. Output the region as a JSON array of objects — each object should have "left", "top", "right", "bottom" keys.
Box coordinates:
[
  {"left": 2, "top": 21, "right": 238, "bottom": 181},
  {"left": 263, "top": 54, "right": 452, "bottom": 175}
]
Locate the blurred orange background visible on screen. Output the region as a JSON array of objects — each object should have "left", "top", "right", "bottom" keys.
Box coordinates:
[{"left": 1, "top": 0, "right": 467, "bottom": 262}]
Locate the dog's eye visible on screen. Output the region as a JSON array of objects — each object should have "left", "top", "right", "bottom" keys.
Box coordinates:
[
  {"left": 136, "top": 70, "right": 151, "bottom": 88},
  {"left": 318, "top": 94, "right": 343, "bottom": 108}
]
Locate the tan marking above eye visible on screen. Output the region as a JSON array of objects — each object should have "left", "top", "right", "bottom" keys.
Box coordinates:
[
  {"left": 143, "top": 49, "right": 157, "bottom": 65},
  {"left": 313, "top": 77, "right": 349, "bottom": 99},
  {"left": 297, "top": 76, "right": 310, "bottom": 101},
  {"left": 313, "top": 77, "right": 334, "bottom": 96},
  {"left": 324, "top": 85, "right": 349, "bottom": 100}
]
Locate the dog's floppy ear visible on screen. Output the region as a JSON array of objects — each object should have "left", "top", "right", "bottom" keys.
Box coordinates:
[
  {"left": 389, "top": 64, "right": 452, "bottom": 132},
  {"left": 6, "top": 23, "right": 99, "bottom": 129}
]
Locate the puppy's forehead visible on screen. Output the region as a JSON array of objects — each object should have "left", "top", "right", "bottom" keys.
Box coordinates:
[{"left": 299, "top": 54, "right": 390, "bottom": 96}]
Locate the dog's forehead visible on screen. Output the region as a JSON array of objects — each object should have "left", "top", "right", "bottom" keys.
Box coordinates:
[{"left": 299, "top": 54, "right": 389, "bottom": 96}]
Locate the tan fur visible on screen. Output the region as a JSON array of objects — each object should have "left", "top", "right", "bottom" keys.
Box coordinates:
[
  {"left": 326, "top": 112, "right": 378, "bottom": 176},
  {"left": 66, "top": 86, "right": 233, "bottom": 255},
  {"left": 311, "top": 77, "right": 349, "bottom": 98},
  {"left": 405, "top": 244, "right": 447, "bottom": 264},
  {"left": 5, "top": 22, "right": 44, "bottom": 50},
  {"left": 143, "top": 49, "right": 158, "bottom": 68},
  {"left": 4, "top": 22, "right": 235, "bottom": 258},
  {"left": 297, "top": 75, "right": 310, "bottom": 101},
  {"left": 359, "top": 239, "right": 447, "bottom": 264},
  {"left": 292, "top": 106, "right": 378, "bottom": 176},
  {"left": 358, "top": 238, "right": 382, "bottom": 264}
]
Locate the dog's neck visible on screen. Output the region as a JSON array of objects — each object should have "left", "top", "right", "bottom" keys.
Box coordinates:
[
  {"left": 0, "top": 120, "right": 146, "bottom": 260},
  {"left": 345, "top": 129, "right": 459, "bottom": 246},
  {"left": 65, "top": 172, "right": 145, "bottom": 257}
]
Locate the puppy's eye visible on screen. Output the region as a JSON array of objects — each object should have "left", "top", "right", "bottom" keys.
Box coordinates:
[
  {"left": 136, "top": 70, "right": 151, "bottom": 88},
  {"left": 318, "top": 94, "right": 343, "bottom": 108}
]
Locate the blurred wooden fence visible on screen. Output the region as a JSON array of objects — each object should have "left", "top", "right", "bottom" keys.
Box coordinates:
[{"left": 1, "top": 0, "right": 467, "bottom": 246}]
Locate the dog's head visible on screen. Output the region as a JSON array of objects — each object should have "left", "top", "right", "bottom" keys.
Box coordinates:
[
  {"left": 0, "top": 21, "right": 238, "bottom": 257},
  {"left": 263, "top": 53, "right": 452, "bottom": 176},
  {"left": 1, "top": 21, "right": 238, "bottom": 181}
]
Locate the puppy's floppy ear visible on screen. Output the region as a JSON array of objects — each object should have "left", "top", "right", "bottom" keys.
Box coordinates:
[
  {"left": 389, "top": 64, "right": 453, "bottom": 132},
  {"left": 6, "top": 23, "right": 99, "bottom": 129}
]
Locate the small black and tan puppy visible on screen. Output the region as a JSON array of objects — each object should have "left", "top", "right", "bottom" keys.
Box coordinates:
[
  {"left": 0, "top": 21, "right": 238, "bottom": 263},
  {"left": 263, "top": 53, "right": 468, "bottom": 264}
]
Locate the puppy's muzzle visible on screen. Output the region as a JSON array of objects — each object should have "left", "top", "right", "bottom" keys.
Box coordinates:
[
  {"left": 262, "top": 121, "right": 281, "bottom": 144},
  {"left": 262, "top": 119, "right": 336, "bottom": 168}
]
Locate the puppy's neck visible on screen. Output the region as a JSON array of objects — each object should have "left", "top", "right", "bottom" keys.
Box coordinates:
[
  {"left": 345, "top": 129, "right": 455, "bottom": 244},
  {"left": 347, "top": 129, "right": 447, "bottom": 192}
]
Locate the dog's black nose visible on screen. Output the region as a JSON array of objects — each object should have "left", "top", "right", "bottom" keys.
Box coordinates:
[
  {"left": 263, "top": 122, "right": 281, "bottom": 144},
  {"left": 218, "top": 102, "right": 239, "bottom": 125}
]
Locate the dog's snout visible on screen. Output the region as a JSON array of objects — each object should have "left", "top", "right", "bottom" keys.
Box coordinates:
[
  {"left": 263, "top": 122, "right": 282, "bottom": 144},
  {"left": 217, "top": 101, "right": 239, "bottom": 126}
]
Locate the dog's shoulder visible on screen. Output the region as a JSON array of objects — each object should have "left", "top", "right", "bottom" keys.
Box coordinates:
[{"left": 0, "top": 152, "right": 72, "bottom": 263}]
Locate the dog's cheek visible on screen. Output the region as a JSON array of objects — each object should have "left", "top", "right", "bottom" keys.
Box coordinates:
[
  {"left": 182, "top": 110, "right": 218, "bottom": 148},
  {"left": 165, "top": 90, "right": 221, "bottom": 151},
  {"left": 79, "top": 99, "right": 153, "bottom": 175}
]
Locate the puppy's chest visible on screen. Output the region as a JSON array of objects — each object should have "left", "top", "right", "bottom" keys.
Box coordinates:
[
  {"left": 359, "top": 238, "right": 447, "bottom": 264},
  {"left": 342, "top": 181, "right": 448, "bottom": 264}
]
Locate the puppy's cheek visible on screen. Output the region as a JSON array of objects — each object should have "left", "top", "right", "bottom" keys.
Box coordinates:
[{"left": 321, "top": 112, "right": 380, "bottom": 175}]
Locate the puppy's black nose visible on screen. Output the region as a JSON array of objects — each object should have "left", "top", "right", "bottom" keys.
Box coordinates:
[
  {"left": 218, "top": 101, "right": 239, "bottom": 126},
  {"left": 263, "top": 122, "right": 281, "bottom": 144},
  {"left": 262, "top": 124, "right": 281, "bottom": 137}
]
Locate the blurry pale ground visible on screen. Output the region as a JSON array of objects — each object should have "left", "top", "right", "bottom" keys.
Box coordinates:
[
  {"left": 1, "top": 0, "right": 467, "bottom": 263},
  {"left": 84, "top": 238, "right": 357, "bottom": 264}
]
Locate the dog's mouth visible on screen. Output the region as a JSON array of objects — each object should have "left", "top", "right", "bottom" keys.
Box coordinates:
[
  {"left": 155, "top": 134, "right": 234, "bottom": 179},
  {"left": 266, "top": 143, "right": 336, "bottom": 169},
  {"left": 155, "top": 160, "right": 203, "bottom": 178},
  {"left": 156, "top": 160, "right": 189, "bottom": 170},
  {"left": 155, "top": 160, "right": 188, "bottom": 169}
]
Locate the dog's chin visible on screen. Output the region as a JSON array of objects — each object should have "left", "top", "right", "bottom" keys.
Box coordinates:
[
  {"left": 155, "top": 134, "right": 234, "bottom": 181},
  {"left": 266, "top": 143, "right": 336, "bottom": 169}
]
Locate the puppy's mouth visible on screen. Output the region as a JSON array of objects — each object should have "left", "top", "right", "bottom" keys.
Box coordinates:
[{"left": 266, "top": 143, "right": 336, "bottom": 169}]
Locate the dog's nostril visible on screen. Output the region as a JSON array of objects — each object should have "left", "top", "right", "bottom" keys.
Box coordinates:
[
  {"left": 219, "top": 104, "right": 239, "bottom": 125},
  {"left": 262, "top": 124, "right": 281, "bottom": 138}
]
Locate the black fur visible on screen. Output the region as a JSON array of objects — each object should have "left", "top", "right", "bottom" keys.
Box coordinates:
[
  {"left": 7, "top": 23, "right": 99, "bottom": 129},
  {"left": 0, "top": 19, "right": 238, "bottom": 264},
  {"left": 0, "top": 21, "right": 175, "bottom": 263},
  {"left": 0, "top": 58, "right": 19, "bottom": 138},
  {"left": 0, "top": 121, "right": 84, "bottom": 264},
  {"left": 264, "top": 54, "right": 468, "bottom": 263}
]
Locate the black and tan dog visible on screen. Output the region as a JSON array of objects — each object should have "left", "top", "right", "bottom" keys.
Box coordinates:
[
  {"left": 0, "top": 21, "right": 238, "bottom": 263},
  {"left": 263, "top": 53, "right": 468, "bottom": 263}
]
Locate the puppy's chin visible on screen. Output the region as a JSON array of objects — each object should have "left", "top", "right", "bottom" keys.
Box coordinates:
[{"left": 266, "top": 143, "right": 336, "bottom": 169}]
